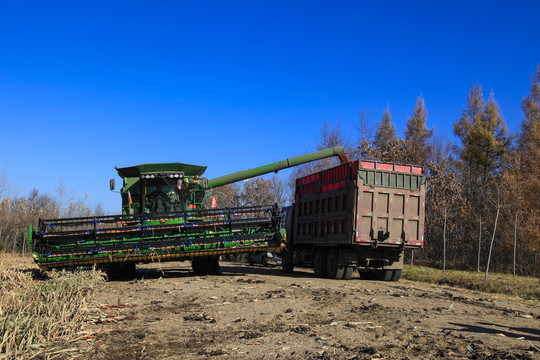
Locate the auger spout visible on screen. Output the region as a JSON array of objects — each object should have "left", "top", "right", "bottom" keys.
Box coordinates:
[{"left": 207, "top": 146, "right": 346, "bottom": 189}]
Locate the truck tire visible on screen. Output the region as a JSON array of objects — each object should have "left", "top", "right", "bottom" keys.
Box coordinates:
[
  {"left": 373, "top": 270, "right": 393, "bottom": 281},
  {"left": 391, "top": 269, "right": 402, "bottom": 281},
  {"left": 326, "top": 249, "right": 344, "bottom": 280},
  {"left": 192, "top": 256, "right": 220, "bottom": 276},
  {"left": 313, "top": 248, "right": 328, "bottom": 278},
  {"left": 281, "top": 250, "right": 294, "bottom": 273},
  {"left": 343, "top": 266, "right": 354, "bottom": 280},
  {"left": 358, "top": 270, "right": 373, "bottom": 280}
]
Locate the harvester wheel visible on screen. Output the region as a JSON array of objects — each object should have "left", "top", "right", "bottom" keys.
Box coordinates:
[
  {"left": 207, "top": 256, "right": 220, "bottom": 275},
  {"left": 343, "top": 266, "right": 354, "bottom": 280},
  {"left": 192, "top": 256, "right": 220, "bottom": 276},
  {"left": 107, "top": 262, "right": 136, "bottom": 281},
  {"left": 313, "top": 248, "right": 327, "bottom": 278},
  {"left": 326, "top": 249, "right": 344, "bottom": 280},
  {"left": 281, "top": 250, "right": 294, "bottom": 273}
]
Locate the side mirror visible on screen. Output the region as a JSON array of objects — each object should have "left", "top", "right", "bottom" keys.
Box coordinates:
[{"left": 109, "top": 179, "right": 115, "bottom": 191}]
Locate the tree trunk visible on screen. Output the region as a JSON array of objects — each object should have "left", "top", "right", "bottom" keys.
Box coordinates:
[
  {"left": 513, "top": 212, "right": 517, "bottom": 277},
  {"left": 12, "top": 230, "right": 19, "bottom": 252},
  {"left": 22, "top": 227, "right": 26, "bottom": 256},
  {"left": 477, "top": 217, "right": 482, "bottom": 272},
  {"left": 485, "top": 200, "right": 500, "bottom": 280},
  {"left": 443, "top": 207, "right": 447, "bottom": 273}
]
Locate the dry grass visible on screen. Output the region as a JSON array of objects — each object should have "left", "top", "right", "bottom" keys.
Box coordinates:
[
  {"left": 0, "top": 253, "right": 105, "bottom": 359},
  {"left": 403, "top": 265, "right": 540, "bottom": 301}
]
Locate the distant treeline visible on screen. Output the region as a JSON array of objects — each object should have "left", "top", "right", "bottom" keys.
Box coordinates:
[{"left": 0, "top": 181, "right": 104, "bottom": 254}]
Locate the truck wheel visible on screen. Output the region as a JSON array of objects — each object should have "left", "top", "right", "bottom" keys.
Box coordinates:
[
  {"left": 313, "top": 248, "right": 327, "bottom": 278},
  {"left": 373, "top": 270, "right": 393, "bottom": 281},
  {"left": 358, "top": 270, "right": 373, "bottom": 280},
  {"left": 343, "top": 266, "right": 354, "bottom": 280},
  {"left": 326, "top": 249, "right": 344, "bottom": 280},
  {"left": 192, "top": 256, "right": 220, "bottom": 276},
  {"left": 281, "top": 250, "right": 294, "bottom": 273},
  {"left": 391, "top": 269, "right": 402, "bottom": 281}
]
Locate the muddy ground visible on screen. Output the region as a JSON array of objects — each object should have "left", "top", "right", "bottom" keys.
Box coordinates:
[{"left": 86, "top": 261, "right": 540, "bottom": 360}]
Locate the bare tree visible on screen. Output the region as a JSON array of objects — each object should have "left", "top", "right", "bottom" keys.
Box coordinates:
[
  {"left": 355, "top": 109, "right": 378, "bottom": 160},
  {"left": 94, "top": 202, "right": 106, "bottom": 216},
  {"left": 485, "top": 189, "right": 502, "bottom": 279},
  {"left": 289, "top": 120, "right": 355, "bottom": 199},
  {"left": 268, "top": 175, "right": 289, "bottom": 209},
  {"left": 241, "top": 178, "right": 274, "bottom": 207},
  {"left": 204, "top": 183, "right": 242, "bottom": 208}
]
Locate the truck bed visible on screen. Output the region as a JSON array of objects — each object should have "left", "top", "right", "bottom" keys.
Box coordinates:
[{"left": 293, "top": 160, "right": 425, "bottom": 249}]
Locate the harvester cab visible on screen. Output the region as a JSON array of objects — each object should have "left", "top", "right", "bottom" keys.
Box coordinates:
[{"left": 114, "top": 163, "right": 209, "bottom": 215}]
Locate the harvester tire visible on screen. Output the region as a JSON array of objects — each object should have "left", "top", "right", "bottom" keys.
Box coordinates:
[
  {"left": 281, "top": 250, "right": 294, "bottom": 273},
  {"left": 391, "top": 269, "right": 402, "bottom": 281},
  {"left": 192, "top": 256, "right": 220, "bottom": 276},
  {"left": 207, "top": 256, "right": 220, "bottom": 275},
  {"left": 107, "top": 262, "right": 136, "bottom": 281},
  {"left": 313, "top": 248, "right": 327, "bottom": 278}
]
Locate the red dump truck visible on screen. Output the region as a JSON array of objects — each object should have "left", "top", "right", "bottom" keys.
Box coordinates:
[{"left": 281, "top": 160, "right": 426, "bottom": 281}]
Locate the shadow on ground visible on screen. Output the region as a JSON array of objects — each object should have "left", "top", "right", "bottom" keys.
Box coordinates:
[
  {"left": 132, "top": 261, "right": 317, "bottom": 281},
  {"left": 447, "top": 322, "right": 540, "bottom": 342}
]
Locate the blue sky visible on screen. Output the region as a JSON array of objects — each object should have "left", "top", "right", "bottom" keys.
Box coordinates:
[{"left": 1, "top": 1, "right": 539, "bottom": 213}]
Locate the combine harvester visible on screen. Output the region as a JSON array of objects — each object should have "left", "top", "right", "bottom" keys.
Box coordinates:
[{"left": 30, "top": 147, "right": 346, "bottom": 278}]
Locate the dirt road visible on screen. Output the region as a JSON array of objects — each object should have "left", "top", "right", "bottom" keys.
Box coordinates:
[{"left": 87, "top": 261, "right": 540, "bottom": 360}]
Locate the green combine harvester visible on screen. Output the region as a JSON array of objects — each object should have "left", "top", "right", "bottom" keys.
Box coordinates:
[{"left": 30, "top": 147, "right": 345, "bottom": 278}]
